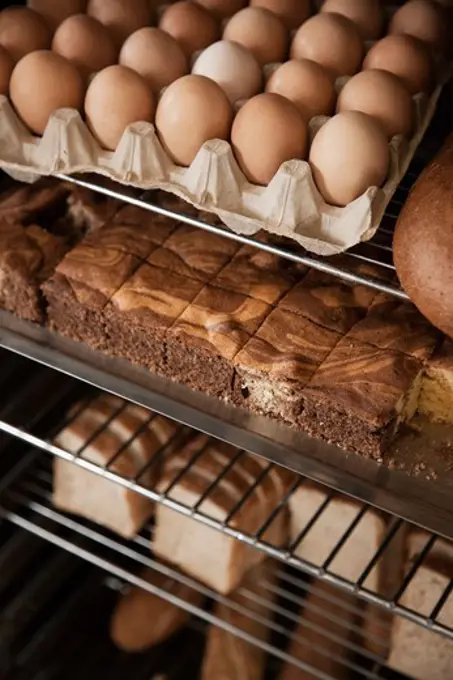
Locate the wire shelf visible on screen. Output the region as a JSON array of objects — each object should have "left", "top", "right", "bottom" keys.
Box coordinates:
[
  {"left": 1, "top": 381, "right": 453, "bottom": 654},
  {"left": 0, "top": 451, "right": 405, "bottom": 680}
]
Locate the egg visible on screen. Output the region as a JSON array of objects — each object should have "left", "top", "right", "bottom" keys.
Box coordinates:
[
  {"left": 337, "top": 69, "right": 414, "bottom": 139},
  {"left": 0, "top": 45, "right": 13, "bottom": 96},
  {"left": 52, "top": 14, "right": 117, "bottom": 80},
  {"left": 159, "top": 1, "right": 220, "bottom": 58},
  {"left": 363, "top": 34, "right": 433, "bottom": 94},
  {"left": 9, "top": 50, "right": 85, "bottom": 135},
  {"left": 389, "top": 0, "right": 447, "bottom": 54},
  {"left": 0, "top": 7, "right": 51, "bottom": 63},
  {"left": 249, "top": 0, "right": 311, "bottom": 29},
  {"left": 291, "top": 13, "right": 363, "bottom": 78},
  {"left": 192, "top": 40, "right": 262, "bottom": 104},
  {"left": 155, "top": 74, "right": 233, "bottom": 166},
  {"left": 120, "top": 28, "right": 188, "bottom": 92},
  {"left": 309, "top": 111, "right": 389, "bottom": 206},
  {"left": 87, "top": 0, "right": 153, "bottom": 48},
  {"left": 223, "top": 7, "right": 288, "bottom": 65},
  {"left": 195, "top": 0, "right": 247, "bottom": 19},
  {"left": 320, "top": 0, "right": 384, "bottom": 40},
  {"left": 231, "top": 93, "right": 308, "bottom": 185},
  {"left": 266, "top": 59, "right": 335, "bottom": 120},
  {"left": 27, "top": 0, "right": 88, "bottom": 31},
  {"left": 85, "top": 65, "right": 156, "bottom": 150}
]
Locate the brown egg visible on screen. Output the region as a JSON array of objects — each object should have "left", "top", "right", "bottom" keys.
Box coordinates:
[
  {"left": 27, "top": 0, "right": 88, "bottom": 31},
  {"left": 309, "top": 111, "right": 389, "bottom": 206},
  {"left": 223, "top": 7, "right": 288, "bottom": 65},
  {"left": 250, "top": 0, "right": 311, "bottom": 29},
  {"left": 85, "top": 65, "right": 156, "bottom": 150},
  {"left": 159, "top": 1, "right": 220, "bottom": 57},
  {"left": 320, "top": 0, "right": 384, "bottom": 40},
  {"left": 52, "top": 14, "right": 117, "bottom": 80},
  {"left": 10, "top": 50, "right": 85, "bottom": 135},
  {"left": 195, "top": 0, "right": 247, "bottom": 19},
  {"left": 87, "top": 0, "right": 153, "bottom": 48},
  {"left": 363, "top": 34, "right": 433, "bottom": 94},
  {"left": 0, "top": 7, "right": 51, "bottom": 63},
  {"left": 231, "top": 93, "right": 308, "bottom": 185},
  {"left": 120, "top": 27, "right": 188, "bottom": 92},
  {"left": 0, "top": 45, "right": 13, "bottom": 96},
  {"left": 337, "top": 69, "right": 414, "bottom": 139},
  {"left": 291, "top": 13, "right": 363, "bottom": 78},
  {"left": 155, "top": 74, "right": 233, "bottom": 166},
  {"left": 389, "top": 0, "right": 447, "bottom": 54},
  {"left": 266, "top": 59, "right": 335, "bottom": 120}
]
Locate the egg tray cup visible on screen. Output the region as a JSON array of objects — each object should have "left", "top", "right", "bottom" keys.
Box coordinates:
[{"left": 0, "top": 61, "right": 449, "bottom": 257}]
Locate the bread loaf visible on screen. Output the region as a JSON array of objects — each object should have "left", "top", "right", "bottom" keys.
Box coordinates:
[
  {"left": 152, "top": 434, "right": 295, "bottom": 593},
  {"left": 200, "top": 560, "right": 277, "bottom": 680},
  {"left": 388, "top": 532, "right": 453, "bottom": 680},
  {"left": 394, "top": 135, "right": 453, "bottom": 338},
  {"left": 279, "top": 582, "right": 358, "bottom": 680},
  {"left": 53, "top": 394, "right": 176, "bottom": 538},
  {"left": 110, "top": 567, "right": 205, "bottom": 652},
  {"left": 289, "top": 484, "right": 401, "bottom": 658}
]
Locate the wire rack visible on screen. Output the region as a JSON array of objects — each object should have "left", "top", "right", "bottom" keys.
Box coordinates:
[
  {"left": 0, "top": 369, "right": 453, "bottom": 655},
  {"left": 0, "top": 523, "right": 203, "bottom": 680},
  {"left": 0, "top": 452, "right": 402, "bottom": 680}
]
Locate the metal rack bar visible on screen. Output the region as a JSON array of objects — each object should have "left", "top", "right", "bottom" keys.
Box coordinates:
[{"left": 58, "top": 173, "right": 407, "bottom": 300}]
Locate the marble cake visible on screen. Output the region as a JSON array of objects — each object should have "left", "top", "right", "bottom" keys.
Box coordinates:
[
  {"left": 0, "top": 178, "right": 124, "bottom": 322},
  {"left": 42, "top": 200, "right": 441, "bottom": 460}
]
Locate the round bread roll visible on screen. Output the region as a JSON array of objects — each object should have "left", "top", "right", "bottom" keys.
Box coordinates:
[
  {"left": 394, "top": 135, "right": 453, "bottom": 338},
  {"left": 110, "top": 569, "right": 204, "bottom": 652}
]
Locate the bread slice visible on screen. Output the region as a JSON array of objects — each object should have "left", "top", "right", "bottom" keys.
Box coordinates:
[
  {"left": 279, "top": 582, "right": 359, "bottom": 680},
  {"left": 289, "top": 484, "right": 401, "bottom": 658},
  {"left": 388, "top": 532, "right": 453, "bottom": 680},
  {"left": 110, "top": 566, "right": 204, "bottom": 652},
  {"left": 200, "top": 560, "right": 277, "bottom": 679},
  {"left": 53, "top": 394, "right": 177, "bottom": 538},
  {"left": 152, "top": 434, "right": 295, "bottom": 594}
]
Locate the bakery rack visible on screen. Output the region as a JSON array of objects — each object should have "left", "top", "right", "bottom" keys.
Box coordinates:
[{"left": 0, "top": 349, "right": 451, "bottom": 680}]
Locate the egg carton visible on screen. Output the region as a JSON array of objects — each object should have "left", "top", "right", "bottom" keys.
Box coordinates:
[{"left": 0, "top": 61, "right": 448, "bottom": 256}]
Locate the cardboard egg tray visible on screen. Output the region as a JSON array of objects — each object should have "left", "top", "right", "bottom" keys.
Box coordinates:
[{"left": 0, "top": 0, "right": 450, "bottom": 256}]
